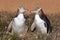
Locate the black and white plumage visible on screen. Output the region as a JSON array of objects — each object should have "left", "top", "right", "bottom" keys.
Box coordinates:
[
  {"left": 7, "top": 7, "right": 28, "bottom": 38},
  {"left": 31, "top": 7, "right": 52, "bottom": 34},
  {"left": 39, "top": 8, "right": 52, "bottom": 33},
  {"left": 35, "top": 14, "right": 47, "bottom": 33}
]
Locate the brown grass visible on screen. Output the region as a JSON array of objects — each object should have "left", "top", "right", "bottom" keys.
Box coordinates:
[{"left": 0, "top": 11, "right": 60, "bottom": 40}]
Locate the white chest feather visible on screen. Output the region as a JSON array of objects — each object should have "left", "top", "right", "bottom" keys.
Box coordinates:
[
  {"left": 35, "top": 14, "right": 45, "bottom": 24},
  {"left": 12, "top": 14, "right": 26, "bottom": 33},
  {"left": 34, "top": 14, "right": 47, "bottom": 33}
]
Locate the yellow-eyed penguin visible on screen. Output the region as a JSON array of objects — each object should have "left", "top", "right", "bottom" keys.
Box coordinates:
[
  {"left": 31, "top": 8, "right": 48, "bottom": 34},
  {"left": 31, "top": 7, "right": 52, "bottom": 34},
  {"left": 7, "top": 7, "right": 28, "bottom": 39}
]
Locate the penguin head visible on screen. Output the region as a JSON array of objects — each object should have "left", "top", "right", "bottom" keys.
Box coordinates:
[
  {"left": 18, "top": 7, "right": 27, "bottom": 13},
  {"left": 15, "top": 7, "right": 28, "bottom": 17},
  {"left": 31, "top": 7, "right": 43, "bottom": 16},
  {"left": 31, "top": 7, "right": 41, "bottom": 13}
]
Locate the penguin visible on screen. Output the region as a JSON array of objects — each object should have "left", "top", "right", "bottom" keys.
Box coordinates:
[
  {"left": 31, "top": 7, "right": 52, "bottom": 34},
  {"left": 7, "top": 7, "right": 28, "bottom": 39},
  {"left": 39, "top": 8, "right": 52, "bottom": 33}
]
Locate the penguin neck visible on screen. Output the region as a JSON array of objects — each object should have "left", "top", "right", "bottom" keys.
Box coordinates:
[
  {"left": 35, "top": 13, "right": 41, "bottom": 20},
  {"left": 17, "top": 13, "right": 25, "bottom": 20},
  {"left": 35, "top": 13, "right": 45, "bottom": 24}
]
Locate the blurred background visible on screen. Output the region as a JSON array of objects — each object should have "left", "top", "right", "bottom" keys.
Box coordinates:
[{"left": 0, "top": 0, "right": 60, "bottom": 13}]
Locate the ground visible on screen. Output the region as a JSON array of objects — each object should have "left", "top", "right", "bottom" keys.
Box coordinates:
[{"left": 0, "top": 11, "right": 60, "bottom": 40}]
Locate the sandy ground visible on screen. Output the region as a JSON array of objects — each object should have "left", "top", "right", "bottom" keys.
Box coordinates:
[{"left": 0, "top": 0, "right": 60, "bottom": 13}]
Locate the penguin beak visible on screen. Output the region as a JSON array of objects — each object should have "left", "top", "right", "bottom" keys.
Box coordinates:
[
  {"left": 30, "top": 11, "right": 35, "bottom": 13},
  {"left": 25, "top": 8, "right": 30, "bottom": 12},
  {"left": 30, "top": 11, "right": 38, "bottom": 14}
]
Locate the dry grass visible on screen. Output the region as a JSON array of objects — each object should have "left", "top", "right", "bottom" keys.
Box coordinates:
[{"left": 0, "top": 11, "right": 60, "bottom": 40}]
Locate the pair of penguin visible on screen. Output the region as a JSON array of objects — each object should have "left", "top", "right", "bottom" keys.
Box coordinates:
[{"left": 7, "top": 7, "right": 52, "bottom": 38}]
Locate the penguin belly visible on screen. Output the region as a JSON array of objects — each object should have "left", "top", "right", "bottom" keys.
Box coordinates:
[
  {"left": 36, "top": 22, "right": 47, "bottom": 33},
  {"left": 35, "top": 14, "right": 47, "bottom": 33},
  {"left": 12, "top": 17, "right": 25, "bottom": 34}
]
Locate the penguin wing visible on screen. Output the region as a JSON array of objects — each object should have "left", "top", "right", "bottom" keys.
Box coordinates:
[
  {"left": 24, "top": 25, "right": 28, "bottom": 32},
  {"left": 44, "top": 22, "right": 47, "bottom": 28},
  {"left": 7, "top": 20, "right": 13, "bottom": 32},
  {"left": 31, "top": 22, "right": 36, "bottom": 32}
]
